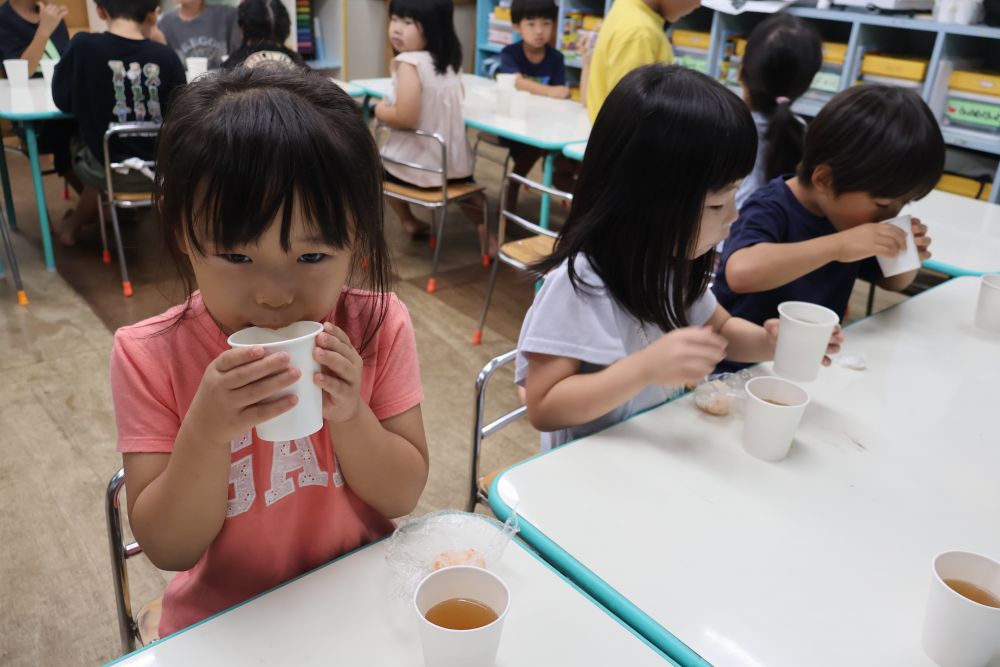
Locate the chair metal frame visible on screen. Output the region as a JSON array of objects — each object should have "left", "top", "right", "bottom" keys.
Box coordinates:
[
  {"left": 105, "top": 467, "right": 144, "bottom": 655},
  {"left": 467, "top": 349, "right": 527, "bottom": 512},
  {"left": 472, "top": 172, "right": 571, "bottom": 344},
  {"left": 0, "top": 204, "right": 28, "bottom": 305},
  {"left": 379, "top": 126, "right": 489, "bottom": 293},
  {"left": 101, "top": 122, "right": 160, "bottom": 297}
]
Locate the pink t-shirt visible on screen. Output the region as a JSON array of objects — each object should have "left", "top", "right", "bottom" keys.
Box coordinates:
[{"left": 110, "top": 290, "right": 424, "bottom": 638}]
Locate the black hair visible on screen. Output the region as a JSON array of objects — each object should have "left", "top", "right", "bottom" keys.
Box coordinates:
[
  {"left": 97, "top": 0, "right": 158, "bottom": 23},
  {"left": 238, "top": 0, "right": 292, "bottom": 44},
  {"left": 535, "top": 65, "right": 757, "bottom": 332},
  {"left": 740, "top": 14, "right": 822, "bottom": 180},
  {"left": 798, "top": 84, "right": 945, "bottom": 200},
  {"left": 511, "top": 0, "right": 558, "bottom": 24},
  {"left": 153, "top": 67, "right": 392, "bottom": 350},
  {"left": 388, "top": 0, "right": 463, "bottom": 76}
]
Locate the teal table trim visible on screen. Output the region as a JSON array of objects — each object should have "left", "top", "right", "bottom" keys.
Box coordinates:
[
  {"left": 563, "top": 141, "right": 586, "bottom": 162},
  {"left": 922, "top": 258, "right": 991, "bottom": 278}
]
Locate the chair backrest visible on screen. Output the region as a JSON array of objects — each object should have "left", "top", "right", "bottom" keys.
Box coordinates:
[
  {"left": 102, "top": 121, "right": 161, "bottom": 200},
  {"left": 105, "top": 467, "right": 143, "bottom": 655},
  {"left": 497, "top": 172, "right": 570, "bottom": 267},
  {"left": 467, "top": 350, "right": 527, "bottom": 512},
  {"left": 376, "top": 125, "right": 451, "bottom": 195}
]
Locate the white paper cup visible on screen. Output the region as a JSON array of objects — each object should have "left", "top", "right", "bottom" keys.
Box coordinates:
[
  {"left": 495, "top": 73, "right": 516, "bottom": 90},
  {"left": 974, "top": 274, "right": 1000, "bottom": 334},
  {"left": 875, "top": 214, "right": 921, "bottom": 278},
  {"left": 743, "top": 376, "right": 810, "bottom": 462},
  {"left": 186, "top": 56, "right": 209, "bottom": 77},
  {"left": 495, "top": 87, "right": 512, "bottom": 115},
  {"left": 39, "top": 59, "right": 57, "bottom": 85},
  {"left": 3, "top": 59, "right": 29, "bottom": 86},
  {"left": 772, "top": 301, "right": 839, "bottom": 383},
  {"left": 414, "top": 566, "right": 510, "bottom": 667},
  {"left": 922, "top": 551, "right": 1000, "bottom": 667},
  {"left": 510, "top": 91, "right": 529, "bottom": 118},
  {"left": 227, "top": 321, "right": 323, "bottom": 442}
]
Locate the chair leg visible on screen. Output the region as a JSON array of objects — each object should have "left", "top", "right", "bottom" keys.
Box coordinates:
[
  {"left": 98, "top": 197, "right": 111, "bottom": 265},
  {"left": 479, "top": 192, "right": 490, "bottom": 268},
  {"left": 472, "top": 251, "right": 502, "bottom": 345},
  {"left": 865, "top": 282, "right": 876, "bottom": 317},
  {"left": 427, "top": 206, "right": 447, "bottom": 294},
  {"left": 108, "top": 204, "right": 133, "bottom": 297},
  {"left": 0, "top": 208, "right": 28, "bottom": 305}
]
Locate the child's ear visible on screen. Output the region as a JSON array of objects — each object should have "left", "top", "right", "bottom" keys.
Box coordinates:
[
  {"left": 811, "top": 164, "right": 836, "bottom": 196},
  {"left": 96, "top": 6, "right": 109, "bottom": 21}
]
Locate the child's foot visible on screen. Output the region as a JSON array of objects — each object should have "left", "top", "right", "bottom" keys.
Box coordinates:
[
  {"left": 477, "top": 223, "right": 498, "bottom": 259},
  {"left": 400, "top": 217, "right": 431, "bottom": 241},
  {"left": 55, "top": 209, "right": 78, "bottom": 247}
]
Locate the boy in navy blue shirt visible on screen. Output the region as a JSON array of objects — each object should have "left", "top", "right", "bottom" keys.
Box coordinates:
[
  {"left": 497, "top": 0, "right": 573, "bottom": 210},
  {"left": 713, "top": 85, "right": 944, "bottom": 367}
]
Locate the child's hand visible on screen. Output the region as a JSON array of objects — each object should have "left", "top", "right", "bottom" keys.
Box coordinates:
[
  {"left": 911, "top": 217, "right": 932, "bottom": 260},
  {"left": 313, "top": 322, "right": 363, "bottom": 424},
  {"left": 764, "top": 319, "right": 844, "bottom": 366},
  {"left": 835, "top": 222, "right": 907, "bottom": 263},
  {"left": 641, "top": 326, "right": 728, "bottom": 386},
  {"left": 37, "top": 2, "right": 68, "bottom": 38},
  {"left": 185, "top": 346, "right": 300, "bottom": 444}
]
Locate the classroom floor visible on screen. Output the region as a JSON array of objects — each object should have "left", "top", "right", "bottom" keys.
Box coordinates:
[{"left": 0, "top": 135, "right": 904, "bottom": 665}]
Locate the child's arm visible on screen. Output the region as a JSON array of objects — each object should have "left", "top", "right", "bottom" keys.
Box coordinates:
[
  {"left": 374, "top": 62, "right": 421, "bottom": 130},
  {"left": 314, "top": 324, "right": 428, "bottom": 518},
  {"left": 707, "top": 304, "right": 843, "bottom": 363},
  {"left": 725, "top": 222, "right": 907, "bottom": 294},
  {"left": 523, "top": 327, "right": 727, "bottom": 432},
  {"left": 124, "top": 346, "right": 300, "bottom": 571},
  {"left": 514, "top": 75, "right": 570, "bottom": 99},
  {"left": 17, "top": 2, "right": 67, "bottom": 75}
]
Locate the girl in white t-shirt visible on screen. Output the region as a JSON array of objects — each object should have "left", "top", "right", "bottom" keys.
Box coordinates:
[
  {"left": 375, "top": 0, "right": 488, "bottom": 253},
  {"left": 517, "top": 65, "right": 843, "bottom": 451}
]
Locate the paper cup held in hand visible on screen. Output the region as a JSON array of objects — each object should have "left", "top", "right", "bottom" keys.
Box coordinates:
[
  {"left": 227, "top": 321, "right": 323, "bottom": 442},
  {"left": 974, "top": 274, "right": 1000, "bottom": 334},
  {"left": 922, "top": 551, "right": 1000, "bottom": 667},
  {"left": 743, "top": 376, "right": 809, "bottom": 462},
  {"left": 773, "top": 301, "right": 839, "bottom": 383},
  {"left": 875, "top": 214, "right": 921, "bottom": 278}
]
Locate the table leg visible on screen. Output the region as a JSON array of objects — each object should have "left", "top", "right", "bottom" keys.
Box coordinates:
[
  {"left": 540, "top": 151, "right": 554, "bottom": 230},
  {"left": 24, "top": 123, "right": 56, "bottom": 271},
  {"left": 0, "top": 139, "right": 16, "bottom": 230}
]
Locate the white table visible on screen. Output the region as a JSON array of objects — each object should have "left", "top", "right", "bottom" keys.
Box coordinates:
[
  {"left": 904, "top": 189, "right": 1000, "bottom": 277},
  {"left": 104, "top": 536, "right": 673, "bottom": 666},
  {"left": 351, "top": 74, "right": 590, "bottom": 227},
  {"left": 491, "top": 277, "right": 1000, "bottom": 667},
  {"left": 0, "top": 79, "right": 70, "bottom": 272},
  {"left": 563, "top": 141, "right": 586, "bottom": 162}
]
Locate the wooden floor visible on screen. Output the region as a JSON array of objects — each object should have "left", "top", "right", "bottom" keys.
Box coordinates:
[{"left": 0, "top": 135, "right": 906, "bottom": 665}]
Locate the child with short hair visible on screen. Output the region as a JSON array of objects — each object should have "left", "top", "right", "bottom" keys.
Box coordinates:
[
  {"left": 222, "top": 0, "right": 304, "bottom": 71},
  {"left": 111, "top": 67, "right": 428, "bottom": 637},
  {"left": 735, "top": 13, "right": 822, "bottom": 208},
  {"left": 517, "top": 64, "right": 842, "bottom": 451},
  {"left": 155, "top": 0, "right": 241, "bottom": 70},
  {"left": 51, "top": 0, "right": 186, "bottom": 245},
  {"left": 714, "top": 85, "right": 945, "bottom": 338},
  {"left": 585, "top": 0, "right": 701, "bottom": 122}
]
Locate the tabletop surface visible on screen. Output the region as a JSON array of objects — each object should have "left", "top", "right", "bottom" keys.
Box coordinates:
[
  {"left": 493, "top": 276, "right": 1000, "bottom": 667},
  {"left": 904, "top": 189, "right": 1000, "bottom": 276},
  {"left": 0, "top": 79, "right": 69, "bottom": 120},
  {"left": 563, "top": 141, "right": 586, "bottom": 161},
  {"left": 106, "top": 535, "right": 672, "bottom": 666}
]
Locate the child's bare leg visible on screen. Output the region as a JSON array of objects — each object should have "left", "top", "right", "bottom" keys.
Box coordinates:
[
  {"left": 387, "top": 197, "right": 430, "bottom": 238},
  {"left": 56, "top": 186, "right": 99, "bottom": 246},
  {"left": 460, "top": 199, "right": 497, "bottom": 259},
  {"left": 504, "top": 146, "right": 544, "bottom": 212}
]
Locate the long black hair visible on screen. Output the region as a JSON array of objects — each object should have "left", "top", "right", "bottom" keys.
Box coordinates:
[
  {"left": 153, "top": 67, "right": 392, "bottom": 350},
  {"left": 388, "top": 0, "right": 463, "bottom": 76},
  {"left": 534, "top": 65, "right": 757, "bottom": 332},
  {"left": 740, "top": 14, "right": 822, "bottom": 180}
]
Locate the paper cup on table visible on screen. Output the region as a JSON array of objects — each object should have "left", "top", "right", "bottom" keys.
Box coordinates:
[
  {"left": 495, "top": 73, "right": 516, "bottom": 90},
  {"left": 773, "top": 301, "right": 839, "bottom": 382},
  {"left": 39, "top": 59, "right": 57, "bottom": 85},
  {"left": 922, "top": 551, "right": 1000, "bottom": 667},
  {"left": 227, "top": 321, "right": 323, "bottom": 442},
  {"left": 974, "top": 274, "right": 1000, "bottom": 334},
  {"left": 414, "top": 565, "right": 510, "bottom": 667},
  {"left": 875, "top": 214, "right": 921, "bottom": 278},
  {"left": 495, "top": 87, "right": 512, "bottom": 115},
  {"left": 3, "top": 59, "right": 29, "bottom": 87},
  {"left": 186, "top": 56, "right": 209, "bottom": 77},
  {"left": 743, "top": 376, "right": 809, "bottom": 462},
  {"left": 510, "top": 91, "right": 529, "bottom": 119}
]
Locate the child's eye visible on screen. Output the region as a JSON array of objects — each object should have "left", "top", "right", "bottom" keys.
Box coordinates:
[
  {"left": 220, "top": 253, "right": 252, "bottom": 264},
  {"left": 708, "top": 205, "right": 725, "bottom": 211},
  {"left": 298, "top": 253, "right": 327, "bottom": 264}
]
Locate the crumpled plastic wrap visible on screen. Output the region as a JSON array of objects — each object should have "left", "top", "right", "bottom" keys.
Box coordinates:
[
  {"left": 384, "top": 510, "right": 518, "bottom": 600},
  {"left": 693, "top": 368, "right": 761, "bottom": 416}
]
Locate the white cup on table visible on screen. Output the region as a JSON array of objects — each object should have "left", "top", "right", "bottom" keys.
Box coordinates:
[
  {"left": 974, "top": 274, "right": 1000, "bottom": 334},
  {"left": 742, "top": 376, "right": 810, "bottom": 462},
  {"left": 772, "top": 301, "right": 840, "bottom": 383},
  {"left": 876, "top": 214, "right": 921, "bottom": 278},
  {"left": 510, "top": 91, "right": 529, "bottom": 119},
  {"left": 922, "top": 550, "right": 1000, "bottom": 667},
  {"left": 3, "top": 59, "right": 30, "bottom": 87},
  {"left": 186, "top": 56, "right": 209, "bottom": 78},
  {"left": 227, "top": 321, "right": 323, "bottom": 442},
  {"left": 39, "top": 59, "right": 57, "bottom": 86},
  {"left": 414, "top": 565, "right": 510, "bottom": 667}
]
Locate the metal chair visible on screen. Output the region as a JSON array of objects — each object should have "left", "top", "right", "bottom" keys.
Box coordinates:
[
  {"left": 467, "top": 350, "right": 528, "bottom": 512},
  {"left": 101, "top": 122, "right": 160, "bottom": 297},
  {"left": 106, "top": 467, "right": 162, "bottom": 655},
  {"left": 0, "top": 202, "right": 28, "bottom": 305},
  {"left": 379, "top": 127, "right": 490, "bottom": 293},
  {"left": 472, "top": 172, "right": 570, "bottom": 345}
]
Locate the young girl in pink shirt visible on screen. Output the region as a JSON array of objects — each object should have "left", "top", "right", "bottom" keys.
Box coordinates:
[{"left": 110, "top": 67, "right": 429, "bottom": 638}]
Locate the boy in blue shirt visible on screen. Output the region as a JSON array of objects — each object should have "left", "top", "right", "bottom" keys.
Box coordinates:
[
  {"left": 497, "top": 0, "right": 573, "bottom": 210},
  {"left": 713, "top": 85, "right": 944, "bottom": 367}
]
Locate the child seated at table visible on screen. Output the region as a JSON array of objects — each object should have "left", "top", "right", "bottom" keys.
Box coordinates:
[
  {"left": 713, "top": 85, "right": 944, "bottom": 362},
  {"left": 376, "top": 0, "right": 490, "bottom": 254},
  {"left": 516, "top": 64, "right": 843, "bottom": 452},
  {"left": 153, "top": 0, "right": 241, "bottom": 71},
  {"left": 111, "top": 67, "right": 428, "bottom": 638},
  {"left": 51, "top": 0, "right": 185, "bottom": 245},
  {"left": 221, "top": 0, "right": 304, "bottom": 71}
]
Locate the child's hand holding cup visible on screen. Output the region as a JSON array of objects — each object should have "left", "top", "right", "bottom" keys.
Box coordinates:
[
  {"left": 771, "top": 302, "right": 842, "bottom": 383},
  {"left": 875, "top": 214, "right": 924, "bottom": 277}
]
